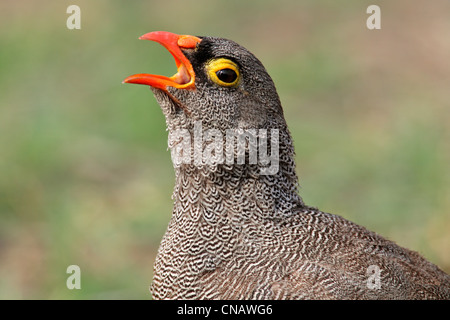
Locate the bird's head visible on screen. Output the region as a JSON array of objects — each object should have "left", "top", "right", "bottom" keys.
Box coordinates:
[
  {"left": 124, "top": 31, "right": 300, "bottom": 200},
  {"left": 123, "top": 31, "right": 285, "bottom": 133}
]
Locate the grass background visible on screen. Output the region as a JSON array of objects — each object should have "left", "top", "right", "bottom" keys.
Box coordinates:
[{"left": 0, "top": 0, "right": 449, "bottom": 299}]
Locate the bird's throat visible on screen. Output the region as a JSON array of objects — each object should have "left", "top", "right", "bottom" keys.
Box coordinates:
[{"left": 170, "top": 135, "right": 304, "bottom": 222}]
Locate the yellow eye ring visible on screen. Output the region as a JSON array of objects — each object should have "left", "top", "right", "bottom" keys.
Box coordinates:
[{"left": 205, "top": 58, "right": 240, "bottom": 87}]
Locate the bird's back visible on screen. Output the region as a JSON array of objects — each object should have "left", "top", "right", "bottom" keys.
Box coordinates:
[
  {"left": 152, "top": 198, "right": 450, "bottom": 299},
  {"left": 262, "top": 209, "right": 450, "bottom": 299}
]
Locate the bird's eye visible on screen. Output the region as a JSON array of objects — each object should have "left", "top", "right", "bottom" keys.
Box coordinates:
[
  {"left": 206, "top": 58, "right": 240, "bottom": 87},
  {"left": 216, "top": 69, "right": 238, "bottom": 84}
]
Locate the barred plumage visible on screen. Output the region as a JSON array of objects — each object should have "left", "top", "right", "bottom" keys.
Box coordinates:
[{"left": 125, "top": 32, "right": 450, "bottom": 300}]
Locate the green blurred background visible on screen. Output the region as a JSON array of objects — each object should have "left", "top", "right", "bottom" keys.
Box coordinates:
[{"left": 0, "top": 0, "right": 449, "bottom": 299}]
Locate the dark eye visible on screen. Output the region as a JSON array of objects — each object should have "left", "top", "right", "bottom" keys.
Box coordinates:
[
  {"left": 207, "top": 58, "right": 240, "bottom": 87},
  {"left": 215, "top": 68, "right": 238, "bottom": 84}
]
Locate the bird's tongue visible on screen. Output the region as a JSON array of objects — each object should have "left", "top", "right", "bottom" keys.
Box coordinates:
[{"left": 123, "top": 31, "right": 201, "bottom": 91}]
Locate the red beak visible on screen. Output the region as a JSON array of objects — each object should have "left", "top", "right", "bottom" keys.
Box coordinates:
[{"left": 123, "top": 31, "right": 201, "bottom": 91}]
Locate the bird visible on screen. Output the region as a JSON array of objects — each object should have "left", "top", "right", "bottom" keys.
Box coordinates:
[{"left": 123, "top": 31, "right": 450, "bottom": 299}]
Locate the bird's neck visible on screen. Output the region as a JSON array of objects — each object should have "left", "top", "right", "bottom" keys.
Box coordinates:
[
  {"left": 152, "top": 130, "right": 305, "bottom": 298},
  {"left": 170, "top": 130, "right": 305, "bottom": 221}
]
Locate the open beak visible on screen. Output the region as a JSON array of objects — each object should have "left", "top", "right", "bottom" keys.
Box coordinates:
[{"left": 123, "top": 31, "right": 201, "bottom": 91}]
